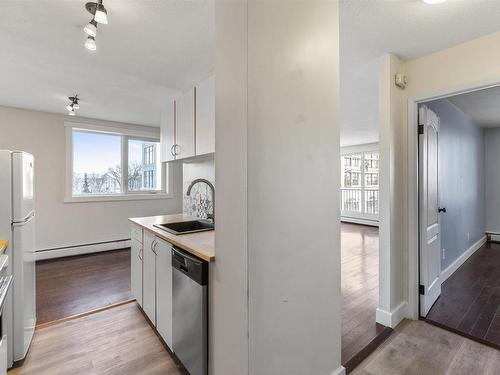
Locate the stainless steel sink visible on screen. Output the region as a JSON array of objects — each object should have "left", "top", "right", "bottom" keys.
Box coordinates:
[{"left": 153, "top": 220, "right": 214, "bottom": 235}]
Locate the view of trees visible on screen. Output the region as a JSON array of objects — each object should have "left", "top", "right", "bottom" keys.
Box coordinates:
[{"left": 73, "top": 162, "right": 144, "bottom": 195}]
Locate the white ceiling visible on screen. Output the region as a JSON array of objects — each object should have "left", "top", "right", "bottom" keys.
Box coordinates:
[
  {"left": 340, "top": 0, "right": 500, "bottom": 146},
  {"left": 0, "top": 0, "right": 214, "bottom": 126},
  {"left": 448, "top": 86, "right": 500, "bottom": 128}
]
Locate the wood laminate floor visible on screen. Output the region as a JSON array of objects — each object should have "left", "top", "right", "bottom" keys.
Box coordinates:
[
  {"left": 9, "top": 302, "right": 186, "bottom": 375},
  {"left": 426, "top": 241, "right": 500, "bottom": 348},
  {"left": 341, "top": 223, "right": 390, "bottom": 371},
  {"left": 36, "top": 249, "right": 133, "bottom": 325},
  {"left": 351, "top": 319, "right": 500, "bottom": 375}
]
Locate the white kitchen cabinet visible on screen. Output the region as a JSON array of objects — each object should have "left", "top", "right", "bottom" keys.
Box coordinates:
[
  {"left": 130, "top": 238, "right": 143, "bottom": 307},
  {"left": 195, "top": 76, "right": 215, "bottom": 156},
  {"left": 175, "top": 88, "right": 195, "bottom": 159},
  {"left": 160, "top": 100, "right": 176, "bottom": 162},
  {"left": 155, "top": 238, "right": 173, "bottom": 348},
  {"left": 143, "top": 231, "right": 157, "bottom": 325}
]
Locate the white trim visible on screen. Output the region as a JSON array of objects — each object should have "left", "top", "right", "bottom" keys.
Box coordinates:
[
  {"left": 340, "top": 142, "right": 378, "bottom": 155},
  {"left": 64, "top": 192, "right": 173, "bottom": 203},
  {"left": 376, "top": 302, "right": 407, "bottom": 328},
  {"left": 36, "top": 239, "right": 131, "bottom": 260},
  {"left": 341, "top": 216, "right": 379, "bottom": 227},
  {"left": 440, "top": 236, "right": 486, "bottom": 284},
  {"left": 64, "top": 119, "right": 160, "bottom": 138},
  {"left": 329, "top": 366, "right": 346, "bottom": 375},
  {"left": 488, "top": 234, "right": 500, "bottom": 242},
  {"left": 406, "top": 79, "right": 500, "bottom": 321}
]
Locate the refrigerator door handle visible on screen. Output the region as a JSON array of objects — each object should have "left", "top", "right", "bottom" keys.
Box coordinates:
[{"left": 12, "top": 211, "right": 35, "bottom": 226}]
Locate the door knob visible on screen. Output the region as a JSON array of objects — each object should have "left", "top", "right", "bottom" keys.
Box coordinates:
[{"left": 438, "top": 207, "right": 447, "bottom": 213}]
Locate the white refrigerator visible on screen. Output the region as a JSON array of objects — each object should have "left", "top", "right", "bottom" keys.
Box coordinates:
[{"left": 0, "top": 150, "right": 36, "bottom": 368}]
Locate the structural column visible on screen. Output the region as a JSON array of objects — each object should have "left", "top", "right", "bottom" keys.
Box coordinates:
[{"left": 213, "top": 1, "right": 343, "bottom": 374}]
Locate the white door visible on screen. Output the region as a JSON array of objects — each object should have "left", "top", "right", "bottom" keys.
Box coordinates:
[
  {"left": 155, "top": 238, "right": 173, "bottom": 348},
  {"left": 195, "top": 76, "right": 215, "bottom": 156},
  {"left": 130, "top": 239, "right": 143, "bottom": 307},
  {"left": 175, "top": 88, "right": 195, "bottom": 159},
  {"left": 143, "top": 231, "right": 156, "bottom": 325},
  {"left": 419, "top": 105, "right": 442, "bottom": 316},
  {"left": 160, "top": 100, "right": 176, "bottom": 162}
]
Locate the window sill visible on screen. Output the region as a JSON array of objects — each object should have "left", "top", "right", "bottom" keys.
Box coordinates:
[{"left": 64, "top": 193, "right": 173, "bottom": 203}]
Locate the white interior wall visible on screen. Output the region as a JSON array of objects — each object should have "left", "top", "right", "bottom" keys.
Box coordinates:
[
  {"left": 0, "top": 105, "right": 183, "bottom": 251},
  {"left": 213, "top": 1, "right": 342, "bottom": 374}
]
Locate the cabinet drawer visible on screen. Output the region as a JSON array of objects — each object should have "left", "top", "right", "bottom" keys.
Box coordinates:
[{"left": 131, "top": 225, "right": 143, "bottom": 243}]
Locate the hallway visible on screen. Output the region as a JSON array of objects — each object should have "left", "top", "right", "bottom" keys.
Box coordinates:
[{"left": 341, "top": 223, "right": 391, "bottom": 371}]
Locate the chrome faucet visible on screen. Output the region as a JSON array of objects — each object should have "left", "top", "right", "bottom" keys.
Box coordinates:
[{"left": 186, "top": 179, "right": 215, "bottom": 222}]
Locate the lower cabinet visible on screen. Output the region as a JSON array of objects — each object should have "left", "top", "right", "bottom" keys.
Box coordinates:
[
  {"left": 141, "top": 230, "right": 173, "bottom": 349},
  {"left": 143, "top": 231, "right": 157, "bottom": 325},
  {"left": 155, "top": 238, "right": 173, "bottom": 348},
  {"left": 130, "top": 239, "right": 143, "bottom": 307}
]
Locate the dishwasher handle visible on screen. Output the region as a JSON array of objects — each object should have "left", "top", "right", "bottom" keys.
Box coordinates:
[{"left": 172, "top": 247, "right": 208, "bottom": 286}]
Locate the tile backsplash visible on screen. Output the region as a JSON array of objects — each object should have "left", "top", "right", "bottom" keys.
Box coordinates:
[{"left": 183, "top": 158, "right": 215, "bottom": 219}]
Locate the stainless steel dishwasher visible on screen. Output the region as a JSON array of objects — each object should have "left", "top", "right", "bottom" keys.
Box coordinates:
[{"left": 172, "top": 246, "right": 208, "bottom": 375}]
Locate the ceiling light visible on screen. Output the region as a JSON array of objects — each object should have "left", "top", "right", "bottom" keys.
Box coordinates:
[
  {"left": 422, "top": 0, "right": 446, "bottom": 4},
  {"left": 84, "top": 19, "right": 97, "bottom": 37},
  {"left": 85, "top": 36, "right": 97, "bottom": 51},
  {"left": 67, "top": 95, "right": 80, "bottom": 116},
  {"left": 94, "top": 1, "right": 108, "bottom": 24}
]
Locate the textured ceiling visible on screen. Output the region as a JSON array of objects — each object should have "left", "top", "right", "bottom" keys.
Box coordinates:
[
  {"left": 340, "top": 0, "right": 500, "bottom": 146},
  {"left": 448, "top": 86, "right": 500, "bottom": 128},
  {"left": 0, "top": 0, "right": 214, "bottom": 126}
]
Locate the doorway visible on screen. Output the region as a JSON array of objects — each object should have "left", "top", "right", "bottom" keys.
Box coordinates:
[{"left": 417, "top": 87, "right": 500, "bottom": 349}]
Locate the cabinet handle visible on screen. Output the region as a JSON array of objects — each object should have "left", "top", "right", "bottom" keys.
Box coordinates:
[
  {"left": 152, "top": 241, "right": 158, "bottom": 255},
  {"left": 173, "top": 144, "right": 180, "bottom": 156},
  {"left": 170, "top": 144, "right": 175, "bottom": 157},
  {"left": 139, "top": 248, "right": 143, "bottom": 260}
]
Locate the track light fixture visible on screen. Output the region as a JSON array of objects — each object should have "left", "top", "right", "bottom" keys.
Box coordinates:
[
  {"left": 83, "top": 1, "right": 108, "bottom": 51},
  {"left": 84, "top": 19, "right": 97, "bottom": 37},
  {"left": 67, "top": 95, "right": 80, "bottom": 116}
]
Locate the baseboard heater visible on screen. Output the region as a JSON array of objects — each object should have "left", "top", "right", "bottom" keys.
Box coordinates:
[
  {"left": 35, "top": 239, "right": 131, "bottom": 260},
  {"left": 485, "top": 231, "right": 500, "bottom": 243}
]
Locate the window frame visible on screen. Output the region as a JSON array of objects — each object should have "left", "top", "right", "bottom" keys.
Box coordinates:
[
  {"left": 340, "top": 145, "right": 379, "bottom": 221},
  {"left": 64, "top": 121, "right": 172, "bottom": 203}
]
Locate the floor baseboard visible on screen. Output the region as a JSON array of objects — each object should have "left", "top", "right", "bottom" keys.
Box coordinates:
[
  {"left": 35, "top": 239, "right": 131, "bottom": 260},
  {"left": 440, "top": 235, "right": 486, "bottom": 284},
  {"left": 376, "top": 302, "right": 407, "bottom": 328}
]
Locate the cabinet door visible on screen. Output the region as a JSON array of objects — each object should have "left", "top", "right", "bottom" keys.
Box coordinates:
[
  {"left": 130, "top": 239, "right": 143, "bottom": 307},
  {"left": 155, "top": 238, "right": 173, "bottom": 348},
  {"left": 160, "top": 100, "right": 176, "bottom": 162},
  {"left": 195, "top": 76, "right": 215, "bottom": 156},
  {"left": 143, "top": 231, "right": 156, "bottom": 325},
  {"left": 175, "top": 88, "right": 195, "bottom": 159}
]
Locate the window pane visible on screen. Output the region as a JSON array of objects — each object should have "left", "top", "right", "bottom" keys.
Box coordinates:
[
  {"left": 72, "top": 131, "right": 122, "bottom": 195},
  {"left": 128, "top": 139, "right": 161, "bottom": 191},
  {"left": 364, "top": 152, "right": 379, "bottom": 188}
]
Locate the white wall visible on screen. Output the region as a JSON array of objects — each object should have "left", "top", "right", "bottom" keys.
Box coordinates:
[
  {"left": 0, "top": 105, "right": 183, "bottom": 251},
  {"left": 214, "top": 1, "right": 342, "bottom": 374},
  {"left": 485, "top": 127, "right": 500, "bottom": 233}
]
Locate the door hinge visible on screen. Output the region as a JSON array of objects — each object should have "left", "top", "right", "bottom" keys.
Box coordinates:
[
  {"left": 419, "top": 285, "right": 425, "bottom": 295},
  {"left": 418, "top": 124, "right": 424, "bottom": 135}
]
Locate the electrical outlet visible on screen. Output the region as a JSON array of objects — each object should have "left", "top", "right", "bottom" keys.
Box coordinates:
[{"left": 442, "top": 248, "right": 446, "bottom": 260}]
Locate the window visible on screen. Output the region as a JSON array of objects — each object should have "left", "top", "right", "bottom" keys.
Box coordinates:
[
  {"left": 66, "top": 123, "right": 167, "bottom": 201},
  {"left": 341, "top": 151, "right": 379, "bottom": 218},
  {"left": 128, "top": 139, "right": 161, "bottom": 192}
]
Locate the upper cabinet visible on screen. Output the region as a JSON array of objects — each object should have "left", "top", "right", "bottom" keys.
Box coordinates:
[
  {"left": 175, "top": 88, "right": 196, "bottom": 159},
  {"left": 160, "top": 101, "right": 175, "bottom": 162},
  {"left": 161, "top": 75, "right": 215, "bottom": 162},
  {"left": 195, "top": 76, "right": 215, "bottom": 156}
]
